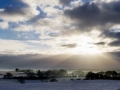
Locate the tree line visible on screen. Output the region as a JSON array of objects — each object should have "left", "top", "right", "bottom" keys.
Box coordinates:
[
  {"left": 3, "top": 68, "right": 68, "bottom": 80},
  {"left": 85, "top": 71, "right": 120, "bottom": 80}
]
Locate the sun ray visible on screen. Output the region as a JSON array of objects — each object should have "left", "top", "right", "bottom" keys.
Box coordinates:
[{"left": 72, "top": 35, "right": 101, "bottom": 54}]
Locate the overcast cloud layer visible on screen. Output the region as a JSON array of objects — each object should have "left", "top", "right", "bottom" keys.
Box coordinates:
[{"left": 0, "top": 53, "right": 120, "bottom": 70}]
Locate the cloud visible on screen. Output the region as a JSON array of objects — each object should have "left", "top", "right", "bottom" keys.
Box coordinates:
[
  {"left": 108, "top": 40, "right": 120, "bottom": 46},
  {"left": 0, "top": 0, "right": 39, "bottom": 22},
  {"left": 100, "top": 30, "right": 120, "bottom": 48},
  {"left": 0, "top": 39, "right": 50, "bottom": 55},
  {"left": 0, "top": 0, "right": 120, "bottom": 55},
  {"left": 59, "top": 0, "right": 72, "bottom": 5},
  {"left": 1, "top": 6, "right": 26, "bottom": 15},
  {"left": 0, "top": 21, "right": 9, "bottom": 29},
  {"left": 0, "top": 39, "right": 30, "bottom": 54},
  {"left": 0, "top": 54, "right": 73, "bottom": 69},
  {"left": 0, "top": 53, "right": 120, "bottom": 70},
  {"left": 14, "top": 25, "right": 33, "bottom": 32},
  {"left": 94, "top": 42, "right": 105, "bottom": 45},
  {"left": 64, "top": 1, "right": 120, "bottom": 33},
  {"left": 61, "top": 43, "right": 77, "bottom": 48},
  {"left": 1, "top": 7, "right": 39, "bottom": 22},
  {"left": 106, "top": 51, "right": 120, "bottom": 58},
  {"left": 101, "top": 31, "right": 120, "bottom": 40},
  {"left": 14, "top": 17, "right": 64, "bottom": 39}
]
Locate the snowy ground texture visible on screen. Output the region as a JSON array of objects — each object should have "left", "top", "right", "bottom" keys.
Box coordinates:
[{"left": 0, "top": 80, "right": 120, "bottom": 90}]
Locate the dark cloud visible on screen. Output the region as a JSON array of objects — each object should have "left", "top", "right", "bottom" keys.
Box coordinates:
[
  {"left": 101, "top": 30, "right": 120, "bottom": 47},
  {"left": 59, "top": 0, "right": 72, "bottom": 5},
  {"left": 0, "top": 0, "right": 28, "bottom": 13},
  {"left": 0, "top": 54, "right": 70, "bottom": 70},
  {"left": 2, "top": 6, "right": 26, "bottom": 15},
  {"left": 94, "top": 42, "right": 105, "bottom": 45},
  {"left": 109, "top": 40, "right": 120, "bottom": 46},
  {"left": 0, "top": 54, "right": 120, "bottom": 70},
  {"left": 64, "top": 1, "right": 120, "bottom": 32},
  {"left": 100, "top": 31, "right": 120, "bottom": 40},
  {"left": 61, "top": 43, "right": 77, "bottom": 48},
  {"left": 0, "top": 0, "right": 29, "bottom": 20},
  {"left": 105, "top": 51, "right": 120, "bottom": 58}
]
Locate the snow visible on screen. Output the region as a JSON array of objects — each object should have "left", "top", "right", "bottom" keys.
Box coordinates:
[{"left": 0, "top": 80, "right": 119, "bottom": 90}]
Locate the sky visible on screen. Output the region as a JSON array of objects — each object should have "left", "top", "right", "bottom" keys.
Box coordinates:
[{"left": 0, "top": 0, "right": 120, "bottom": 70}]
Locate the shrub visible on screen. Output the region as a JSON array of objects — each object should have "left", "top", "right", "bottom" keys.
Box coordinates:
[
  {"left": 19, "top": 79, "right": 25, "bottom": 84},
  {"left": 4, "top": 72, "right": 13, "bottom": 79},
  {"left": 18, "top": 76, "right": 25, "bottom": 84},
  {"left": 70, "top": 79, "right": 74, "bottom": 81},
  {"left": 50, "top": 78, "right": 58, "bottom": 82},
  {"left": 76, "top": 78, "right": 81, "bottom": 80}
]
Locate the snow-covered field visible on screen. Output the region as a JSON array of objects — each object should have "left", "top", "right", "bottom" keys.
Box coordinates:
[{"left": 0, "top": 80, "right": 120, "bottom": 90}]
